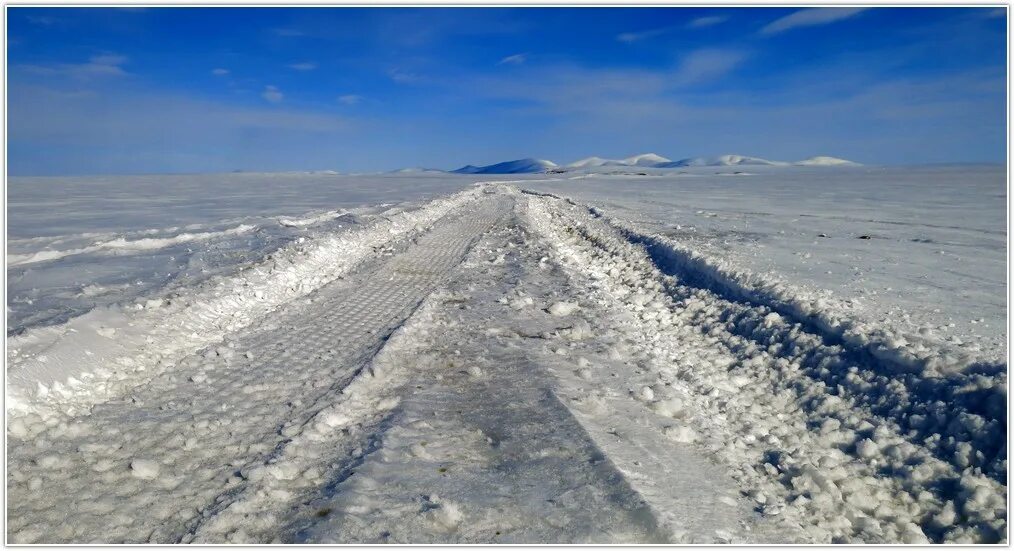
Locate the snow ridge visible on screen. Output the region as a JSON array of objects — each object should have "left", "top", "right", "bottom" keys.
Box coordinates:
[{"left": 521, "top": 188, "right": 1005, "bottom": 543}]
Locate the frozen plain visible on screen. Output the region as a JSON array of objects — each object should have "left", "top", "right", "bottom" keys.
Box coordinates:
[{"left": 6, "top": 165, "right": 1007, "bottom": 543}]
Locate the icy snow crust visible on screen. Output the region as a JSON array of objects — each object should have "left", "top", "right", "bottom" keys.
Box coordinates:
[{"left": 6, "top": 175, "right": 1006, "bottom": 544}]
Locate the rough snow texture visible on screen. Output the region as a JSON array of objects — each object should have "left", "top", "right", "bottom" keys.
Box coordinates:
[
  {"left": 6, "top": 175, "right": 1005, "bottom": 544},
  {"left": 521, "top": 189, "right": 1005, "bottom": 543}
]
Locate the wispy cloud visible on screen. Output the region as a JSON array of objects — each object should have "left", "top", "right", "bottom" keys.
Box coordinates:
[
  {"left": 672, "top": 49, "right": 747, "bottom": 86},
  {"left": 761, "top": 8, "right": 870, "bottom": 35},
  {"left": 17, "top": 54, "right": 128, "bottom": 79},
  {"left": 388, "top": 68, "right": 421, "bottom": 84},
  {"left": 616, "top": 27, "right": 670, "bottom": 43},
  {"left": 211, "top": 68, "right": 229, "bottom": 76},
  {"left": 476, "top": 48, "right": 746, "bottom": 116},
  {"left": 499, "top": 53, "right": 527, "bottom": 65},
  {"left": 288, "top": 61, "right": 317, "bottom": 71},
  {"left": 988, "top": 7, "right": 1006, "bottom": 18},
  {"left": 618, "top": 16, "right": 727, "bottom": 43},
  {"left": 688, "top": 15, "right": 729, "bottom": 29},
  {"left": 262, "top": 85, "right": 283, "bottom": 103},
  {"left": 337, "top": 94, "right": 362, "bottom": 105}
]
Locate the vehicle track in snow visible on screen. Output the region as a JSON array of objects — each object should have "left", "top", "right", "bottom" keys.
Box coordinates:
[
  {"left": 7, "top": 193, "right": 511, "bottom": 543},
  {"left": 277, "top": 216, "right": 743, "bottom": 544}
]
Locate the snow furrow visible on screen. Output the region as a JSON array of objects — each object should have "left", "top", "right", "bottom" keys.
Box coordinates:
[{"left": 521, "top": 191, "right": 1006, "bottom": 543}]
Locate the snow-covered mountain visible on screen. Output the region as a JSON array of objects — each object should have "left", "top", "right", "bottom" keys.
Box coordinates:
[
  {"left": 566, "top": 153, "right": 672, "bottom": 169},
  {"left": 566, "top": 157, "right": 628, "bottom": 169},
  {"left": 452, "top": 158, "right": 558, "bottom": 174},
  {"left": 623, "top": 153, "right": 672, "bottom": 166},
  {"left": 445, "top": 153, "right": 859, "bottom": 173},
  {"left": 794, "top": 156, "right": 860, "bottom": 166},
  {"left": 659, "top": 155, "right": 789, "bottom": 168}
]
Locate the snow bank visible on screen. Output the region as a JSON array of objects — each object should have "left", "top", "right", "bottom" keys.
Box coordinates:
[
  {"left": 7, "top": 223, "right": 257, "bottom": 266},
  {"left": 522, "top": 188, "right": 1006, "bottom": 543}
]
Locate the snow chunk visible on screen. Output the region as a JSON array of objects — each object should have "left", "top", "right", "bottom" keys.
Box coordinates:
[
  {"left": 663, "top": 425, "right": 698, "bottom": 443},
  {"left": 548, "top": 301, "right": 579, "bottom": 316},
  {"left": 129, "top": 458, "right": 161, "bottom": 479},
  {"left": 855, "top": 438, "right": 879, "bottom": 459},
  {"left": 427, "top": 501, "right": 464, "bottom": 531}
]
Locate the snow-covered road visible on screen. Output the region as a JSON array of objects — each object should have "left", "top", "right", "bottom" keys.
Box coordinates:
[{"left": 6, "top": 184, "right": 1006, "bottom": 544}]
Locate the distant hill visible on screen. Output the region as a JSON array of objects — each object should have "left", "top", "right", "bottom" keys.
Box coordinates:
[
  {"left": 442, "top": 153, "right": 860, "bottom": 174},
  {"left": 658, "top": 155, "right": 789, "bottom": 168},
  {"left": 452, "top": 158, "right": 558, "bottom": 174},
  {"left": 794, "top": 156, "right": 861, "bottom": 166}
]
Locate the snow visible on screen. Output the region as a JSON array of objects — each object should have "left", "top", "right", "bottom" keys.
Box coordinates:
[
  {"left": 566, "top": 156, "right": 626, "bottom": 168},
  {"left": 795, "top": 155, "right": 860, "bottom": 166},
  {"left": 450, "top": 153, "right": 856, "bottom": 173},
  {"left": 547, "top": 300, "right": 580, "bottom": 316},
  {"left": 129, "top": 458, "right": 161, "bottom": 479},
  {"left": 623, "top": 153, "right": 672, "bottom": 166},
  {"left": 566, "top": 153, "right": 671, "bottom": 168},
  {"left": 660, "top": 154, "right": 788, "bottom": 167},
  {"left": 5, "top": 167, "right": 1005, "bottom": 544},
  {"left": 7, "top": 172, "right": 489, "bottom": 334},
  {"left": 523, "top": 164, "right": 1006, "bottom": 364},
  {"left": 521, "top": 187, "right": 1005, "bottom": 542}
]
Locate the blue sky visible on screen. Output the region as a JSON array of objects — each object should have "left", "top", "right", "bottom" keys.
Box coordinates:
[{"left": 7, "top": 7, "right": 1007, "bottom": 175}]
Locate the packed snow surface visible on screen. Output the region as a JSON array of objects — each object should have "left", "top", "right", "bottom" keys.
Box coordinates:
[{"left": 6, "top": 166, "right": 1006, "bottom": 544}]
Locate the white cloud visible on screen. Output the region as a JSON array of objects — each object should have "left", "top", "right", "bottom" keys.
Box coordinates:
[
  {"left": 211, "top": 68, "right": 229, "bottom": 76},
  {"left": 672, "top": 49, "right": 747, "bottom": 86},
  {"left": 688, "top": 15, "right": 729, "bottom": 29},
  {"left": 499, "top": 53, "right": 527, "bottom": 65},
  {"left": 288, "top": 61, "right": 317, "bottom": 71},
  {"left": 262, "top": 85, "right": 283, "bottom": 103},
  {"left": 388, "top": 68, "right": 420, "bottom": 84},
  {"left": 616, "top": 27, "right": 670, "bottom": 43},
  {"left": 988, "top": 8, "right": 1005, "bottom": 18},
  {"left": 337, "top": 94, "right": 362, "bottom": 105},
  {"left": 761, "top": 8, "right": 870, "bottom": 35},
  {"left": 17, "top": 54, "right": 128, "bottom": 79}
]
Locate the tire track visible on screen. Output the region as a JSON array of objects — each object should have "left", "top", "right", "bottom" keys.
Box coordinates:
[{"left": 6, "top": 194, "right": 511, "bottom": 544}]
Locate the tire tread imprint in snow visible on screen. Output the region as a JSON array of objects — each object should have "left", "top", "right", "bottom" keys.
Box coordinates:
[{"left": 6, "top": 195, "right": 511, "bottom": 544}]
